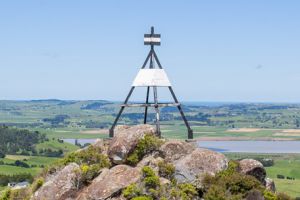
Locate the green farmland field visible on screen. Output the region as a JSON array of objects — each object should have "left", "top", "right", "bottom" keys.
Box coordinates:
[
  {"left": 1, "top": 100, "right": 300, "bottom": 197},
  {"left": 0, "top": 155, "right": 60, "bottom": 176}
]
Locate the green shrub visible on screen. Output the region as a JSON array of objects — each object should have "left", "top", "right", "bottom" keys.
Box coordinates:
[
  {"left": 223, "top": 173, "right": 263, "bottom": 195},
  {"left": 1, "top": 188, "right": 30, "bottom": 200},
  {"left": 123, "top": 183, "right": 141, "bottom": 199},
  {"left": 142, "top": 166, "right": 156, "bottom": 178},
  {"left": 148, "top": 188, "right": 159, "bottom": 198},
  {"left": 216, "top": 160, "right": 239, "bottom": 178},
  {"left": 131, "top": 196, "right": 153, "bottom": 200},
  {"left": 263, "top": 190, "right": 277, "bottom": 200},
  {"left": 126, "top": 134, "right": 163, "bottom": 165},
  {"left": 0, "top": 189, "right": 11, "bottom": 200},
  {"left": 62, "top": 146, "right": 110, "bottom": 168},
  {"left": 144, "top": 176, "right": 160, "bottom": 188},
  {"left": 141, "top": 166, "right": 160, "bottom": 189},
  {"left": 202, "top": 160, "right": 264, "bottom": 199},
  {"left": 31, "top": 177, "right": 44, "bottom": 192},
  {"left": 158, "top": 161, "right": 175, "bottom": 180},
  {"left": 126, "top": 152, "right": 139, "bottom": 166},
  {"left": 204, "top": 185, "right": 226, "bottom": 200},
  {"left": 178, "top": 183, "right": 198, "bottom": 200}
]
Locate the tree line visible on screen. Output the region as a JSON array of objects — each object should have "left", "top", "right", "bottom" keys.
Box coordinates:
[{"left": 0, "top": 125, "right": 46, "bottom": 158}]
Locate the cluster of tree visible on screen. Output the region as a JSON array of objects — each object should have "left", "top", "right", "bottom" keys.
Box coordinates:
[
  {"left": 42, "top": 114, "right": 70, "bottom": 126},
  {"left": 0, "top": 173, "right": 33, "bottom": 186},
  {"left": 0, "top": 126, "right": 46, "bottom": 158},
  {"left": 254, "top": 158, "right": 274, "bottom": 167},
  {"left": 38, "top": 148, "right": 63, "bottom": 157},
  {"left": 178, "top": 112, "right": 211, "bottom": 123},
  {"left": 80, "top": 101, "right": 112, "bottom": 110},
  {"left": 0, "top": 160, "right": 30, "bottom": 168},
  {"left": 0, "top": 160, "right": 44, "bottom": 168},
  {"left": 277, "top": 174, "right": 296, "bottom": 180},
  {"left": 0, "top": 122, "right": 43, "bottom": 128},
  {"left": 257, "top": 105, "right": 293, "bottom": 110}
]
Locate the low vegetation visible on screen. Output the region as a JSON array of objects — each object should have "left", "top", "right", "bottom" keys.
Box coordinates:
[
  {"left": 157, "top": 160, "right": 175, "bottom": 180},
  {"left": 121, "top": 160, "right": 292, "bottom": 200},
  {"left": 123, "top": 165, "right": 198, "bottom": 200},
  {"left": 126, "top": 134, "right": 163, "bottom": 166},
  {"left": 202, "top": 161, "right": 292, "bottom": 200},
  {"left": 226, "top": 153, "right": 300, "bottom": 198}
]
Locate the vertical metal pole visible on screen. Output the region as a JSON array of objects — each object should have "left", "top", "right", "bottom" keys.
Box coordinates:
[
  {"left": 150, "top": 37, "right": 161, "bottom": 137},
  {"left": 168, "top": 86, "right": 193, "bottom": 139},
  {"left": 109, "top": 86, "right": 135, "bottom": 137},
  {"left": 144, "top": 86, "right": 150, "bottom": 124},
  {"left": 153, "top": 86, "right": 161, "bottom": 137}
]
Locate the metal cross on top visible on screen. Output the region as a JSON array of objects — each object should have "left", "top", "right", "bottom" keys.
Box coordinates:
[{"left": 109, "top": 26, "right": 193, "bottom": 139}]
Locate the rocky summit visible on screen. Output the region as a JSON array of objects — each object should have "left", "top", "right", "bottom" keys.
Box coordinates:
[{"left": 27, "top": 125, "right": 283, "bottom": 200}]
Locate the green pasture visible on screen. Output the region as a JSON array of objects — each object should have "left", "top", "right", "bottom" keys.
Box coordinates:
[
  {"left": 35, "top": 139, "right": 79, "bottom": 152},
  {"left": 0, "top": 155, "right": 60, "bottom": 176},
  {"left": 0, "top": 165, "right": 41, "bottom": 176},
  {"left": 2, "top": 155, "right": 59, "bottom": 166},
  {"left": 273, "top": 179, "right": 300, "bottom": 198}
]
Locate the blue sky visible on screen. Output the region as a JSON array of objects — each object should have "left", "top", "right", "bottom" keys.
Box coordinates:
[{"left": 0, "top": 1, "right": 300, "bottom": 102}]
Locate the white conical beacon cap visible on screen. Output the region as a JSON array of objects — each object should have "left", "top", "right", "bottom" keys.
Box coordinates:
[{"left": 132, "top": 69, "right": 172, "bottom": 87}]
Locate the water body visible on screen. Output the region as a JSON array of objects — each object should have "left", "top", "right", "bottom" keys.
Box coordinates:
[
  {"left": 63, "top": 139, "right": 300, "bottom": 153},
  {"left": 63, "top": 138, "right": 97, "bottom": 145}
]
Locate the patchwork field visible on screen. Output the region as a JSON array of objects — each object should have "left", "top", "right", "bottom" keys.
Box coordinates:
[
  {"left": 1, "top": 100, "right": 300, "bottom": 197},
  {"left": 0, "top": 155, "right": 59, "bottom": 176},
  {"left": 1, "top": 100, "right": 300, "bottom": 141}
]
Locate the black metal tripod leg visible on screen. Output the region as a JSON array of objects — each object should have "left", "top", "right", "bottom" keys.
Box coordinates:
[
  {"left": 153, "top": 50, "right": 163, "bottom": 69},
  {"left": 168, "top": 86, "right": 193, "bottom": 139}
]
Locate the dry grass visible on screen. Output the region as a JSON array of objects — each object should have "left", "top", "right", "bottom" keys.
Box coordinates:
[
  {"left": 80, "top": 129, "right": 108, "bottom": 134},
  {"left": 226, "top": 128, "right": 261, "bottom": 133}
]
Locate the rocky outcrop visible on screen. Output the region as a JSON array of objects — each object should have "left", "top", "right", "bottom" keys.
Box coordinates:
[
  {"left": 108, "top": 124, "right": 155, "bottom": 164},
  {"left": 31, "top": 125, "right": 277, "bottom": 200},
  {"left": 239, "top": 159, "right": 266, "bottom": 184},
  {"left": 114, "top": 125, "right": 130, "bottom": 133},
  {"left": 77, "top": 165, "right": 141, "bottom": 200},
  {"left": 136, "top": 153, "right": 163, "bottom": 174},
  {"left": 32, "top": 163, "right": 79, "bottom": 200},
  {"left": 174, "top": 148, "right": 228, "bottom": 183},
  {"left": 160, "top": 140, "right": 195, "bottom": 162},
  {"left": 245, "top": 189, "right": 264, "bottom": 200},
  {"left": 93, "top": 138, "right": 111, "bottom": 155},
  {"left": 265, "top": 178, "right": 276, "bottom": 192}
]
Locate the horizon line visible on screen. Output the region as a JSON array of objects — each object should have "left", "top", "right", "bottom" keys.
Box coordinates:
[{"left": 1, "top": 99, "right": 300, "bottom": 104}]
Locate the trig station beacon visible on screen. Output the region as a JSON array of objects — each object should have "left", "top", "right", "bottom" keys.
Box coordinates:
[{"left": 109, "top": 27, "right": 193, "bottom": 139}]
